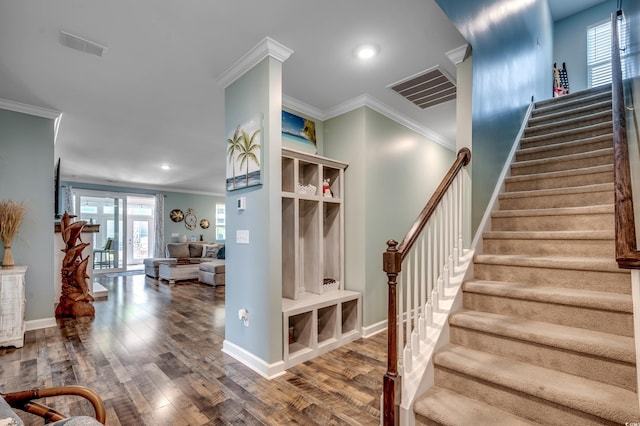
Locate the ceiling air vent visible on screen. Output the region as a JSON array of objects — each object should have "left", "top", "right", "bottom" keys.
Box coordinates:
[
  {"left": 389, "top": 66, "right": 456, "bottom": 109},
  {"left": 59, "top": 30, "right": 106, "bottom": 57}
]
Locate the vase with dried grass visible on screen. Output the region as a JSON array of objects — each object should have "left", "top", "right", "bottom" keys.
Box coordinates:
[{"left": 0, "top": 200, "right": 26, "bottom": 269}]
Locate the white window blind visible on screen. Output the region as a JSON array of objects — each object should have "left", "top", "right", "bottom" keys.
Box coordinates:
[
  {"left": 587, "top": 20, "right": 612, "bottom": 88},
  {"left": 587, "top": 16, "right": 628, "bottom": 87}
]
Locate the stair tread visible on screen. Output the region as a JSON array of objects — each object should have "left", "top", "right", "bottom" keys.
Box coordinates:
[
  {"left": 499, "top": 182, "right": 613, "bottom": 199},
  {"left": 511, "top": 147, "right": 613, "bottom": 169},
  {"left": 505, "top": 164, "right": 612, "bottom": 183},
  {"left": 483, "top": 230, "right": 613, "bottom": 240},
  {"left": 533, "top": 87, "right": 610, "bottom": 110},
  {"left": 520, "top": 121, "right": 612, "bottom": 144},
  {"left": 463, "top": 280, "right": 632, "bottom": 312},
  {"left": 415, "top": 386, "right": 538, "bottom": 426},
  {"left": 450, "top": 310, "right": 635, "bottom": 363},
  {"left": 473, "top": 253, "right": 626, "bottom": 273},
  {"left": 434, "top": 344, "right": 640, "bottom": 423},
  {"left": 525, "top": 110, "right": 612, "bottom": 134},
  {"left": 492, "top": 204, "right": 613, "bottom": 218},
  {"left": 518, "top": 133, "right": 612, "bottom": 155},
  {"left": 528, "top": 100, "right": 612, "bottom": 125}
]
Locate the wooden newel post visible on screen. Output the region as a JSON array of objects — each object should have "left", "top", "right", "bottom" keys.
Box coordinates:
[{"left": 383, "top": 239, "right": 402, "bottom": 426}]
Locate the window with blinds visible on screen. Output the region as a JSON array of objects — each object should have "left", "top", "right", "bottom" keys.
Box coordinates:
[
  {"left": 587, "top": 20, "right": 612, "bottom": 88},
  {"left": 587, "top": 16, "right": 628, "bottom": 88}
]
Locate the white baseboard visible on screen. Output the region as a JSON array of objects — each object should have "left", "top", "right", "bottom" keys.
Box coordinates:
[
  {"left": 25, "top": 317, "right": 57, "bottom": 331},
  {"left": 362, "top": 319, "right": 387, "bottom": 338},
  {"left": 222, "top": 340, "right": 286, "bottom": 380}
]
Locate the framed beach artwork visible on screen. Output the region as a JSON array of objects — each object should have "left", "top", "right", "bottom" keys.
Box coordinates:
[
  {"left": 282, "top": 110, "right": 317, "bottom": 154},
  {"left": 226, "top": 116, "right": 262, "bottom": 191}
]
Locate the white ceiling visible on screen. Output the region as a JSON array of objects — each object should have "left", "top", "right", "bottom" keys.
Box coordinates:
[{"left": 0, "top": 0, "right": 603, "bottom": 196}]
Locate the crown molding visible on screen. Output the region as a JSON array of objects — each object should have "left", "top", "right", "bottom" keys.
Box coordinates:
[
  {"left": 0, "top": 98, "right": 61, "bottom": 119},
  {"left": 446, "top": 44, "right": 469, "bottom": 65},
  {"left": 282, "top": 95, "right": 324, "bottom": 120},
  {"left": 321, "top": 94, "right": 454, "bottom": 150},
  {"left": 216, "top": 37, "right": 293, "bottom": 88}
]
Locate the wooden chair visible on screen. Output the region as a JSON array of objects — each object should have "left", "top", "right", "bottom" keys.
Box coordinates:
[{"left": 1, "top": 385, "right": 106, "bottom": 425}]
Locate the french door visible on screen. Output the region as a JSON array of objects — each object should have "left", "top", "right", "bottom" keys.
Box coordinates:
[
  {"left": 75, "top": 192, "right": 125, "bottom": 273},
  {"left": 73, "top": 191, "right": 156, "bottom": 273}
]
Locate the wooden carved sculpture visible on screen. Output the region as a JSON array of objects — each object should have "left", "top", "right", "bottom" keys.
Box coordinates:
[{"left": 55, "top": 212, "right": 95, "bottom": 317}]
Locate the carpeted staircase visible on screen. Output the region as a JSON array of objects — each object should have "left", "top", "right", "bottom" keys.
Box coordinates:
[{"left": 414, "top": 86, "right": 640, "bottom": 425}]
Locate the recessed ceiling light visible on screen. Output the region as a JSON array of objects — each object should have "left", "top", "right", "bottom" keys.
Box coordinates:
[
  {"left": 161, "top": 164, "right": 171, "bottom": 170},
  {"left": 355, "top": 44, "right": 378, "bottom": 60}
]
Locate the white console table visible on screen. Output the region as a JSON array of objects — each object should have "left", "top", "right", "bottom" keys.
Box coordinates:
[{"left": 0, "top": 266, "right": 27, "bottom": 348}]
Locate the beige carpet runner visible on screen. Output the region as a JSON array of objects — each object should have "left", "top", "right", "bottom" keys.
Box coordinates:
[{"left": 414, "top": 86, "right": 640, "bottom": 425}]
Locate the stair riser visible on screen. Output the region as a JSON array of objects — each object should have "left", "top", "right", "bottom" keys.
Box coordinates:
[
  {"left": 529, "top": 104, "right": 612, "bottom": 126},
  {"left": 462, "top": 292, "right": 634, "bottom": 336},
  {"left": 524, "top": 114, "right": 612, "bottom": 138},
  {"left": 504, "top": 170, "right": 613, "bottom": 192},
  {"left": 482, "top": 238, "right": 614, "bottom": 257},
  {"left": 520, "top": 125, "right": 612, "bottom": 149},
  {"left": 449, "top": 326, "right": 637, "bottom": 392},
  {"left": 516, "top": 139, "right": 612, "bottom": 162},
  {"left": 510, "top": 153, "right": 613, "bottom": 176},
  {"left": 434, "top": 367, "right": 618, "bottom": 426},
  {"left": 498, "top": 190, "right": 613, "bottom": 210},
  {"left": 472, "top": 263, "right": 631, "bottom": 294},
  {"left": 491, "top": 213, "right": 613, "bottom": 232}
]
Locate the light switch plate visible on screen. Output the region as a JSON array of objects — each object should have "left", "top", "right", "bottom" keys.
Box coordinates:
[{"left": 236, "top": 229, "right": 249, "bottom": 244}]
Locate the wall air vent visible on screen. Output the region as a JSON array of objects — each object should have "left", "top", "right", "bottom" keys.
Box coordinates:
[
  {"left": 389, "top": 66, "right": 456, "bottom": 109},
  {"left": 59, "top": 30, "right": 106, "bottom": 57}
]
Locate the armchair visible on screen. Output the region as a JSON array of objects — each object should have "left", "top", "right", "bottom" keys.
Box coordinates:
[{"left": 1, "top": 385, "right": 105, "bottom": 425}]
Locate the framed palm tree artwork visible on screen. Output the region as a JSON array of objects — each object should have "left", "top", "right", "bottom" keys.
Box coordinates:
[{"left": 226, "top": 116, "right": 262, "bottom": 191}]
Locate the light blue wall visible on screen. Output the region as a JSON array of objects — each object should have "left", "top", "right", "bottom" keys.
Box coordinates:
[
  {"left": 436, "top": 0, "right": 553, "bottom": 234},
  {"left": 0, "top": 108, "right": 55, "bottom": 321},
  {"left": 554, "top": 0, "right": 617, "bottom": 92},
  {"left": 224, "top": 57, "right": 283, "bottom": 364},
  {"left": 325, "top": 107, "right": 455, "bottom": 327},
  {"left": 65, "top": 181, "right": 224, "bottom": 245}
]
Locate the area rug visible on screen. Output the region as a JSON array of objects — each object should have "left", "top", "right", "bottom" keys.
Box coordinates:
[{"left": 104, "top": 270, "right": 145, "bottom": 277}]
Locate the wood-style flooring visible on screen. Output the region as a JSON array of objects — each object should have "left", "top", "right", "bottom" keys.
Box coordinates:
[{"left": 0, "top": 273, "right": 386, "bottom": 425}]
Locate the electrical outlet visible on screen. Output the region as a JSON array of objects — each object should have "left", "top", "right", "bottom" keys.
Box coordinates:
[{"left": 238, "top": 308, "right": 249, "bottom": 327}]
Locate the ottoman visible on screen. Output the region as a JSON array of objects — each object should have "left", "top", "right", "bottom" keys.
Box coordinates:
[
  {"left": 198, "top": 260, "right": 225, "bottom": 286},
  {"left": 158, "top": 262, "right": 200, "bottom": 284}
]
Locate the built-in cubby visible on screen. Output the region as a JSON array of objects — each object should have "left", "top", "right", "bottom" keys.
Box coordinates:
[
  {"left": 281, "top": 148, "right": 361, "bottom": 369},
  {"left": 317, "top": 304, "right": 337, "bottom": 346},
  {"left": 287, "top": 311, "right": 313, "bottom": 357}
]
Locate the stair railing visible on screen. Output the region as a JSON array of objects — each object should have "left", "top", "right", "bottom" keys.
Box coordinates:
[
  {"left": 611, "top": 9, "right": 640, "bottom": 269},
  {"left": 382, "top": 147, "right": 471, "bottom": 426}
]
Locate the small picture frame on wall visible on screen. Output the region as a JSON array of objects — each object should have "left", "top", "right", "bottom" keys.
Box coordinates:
[{"left": 282, "top": 110, "right": 317, "bottom": 154}]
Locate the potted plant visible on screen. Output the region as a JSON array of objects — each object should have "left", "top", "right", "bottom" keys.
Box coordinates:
[{"left": 0, "top": 200, "right": 26, "bottom": 268}]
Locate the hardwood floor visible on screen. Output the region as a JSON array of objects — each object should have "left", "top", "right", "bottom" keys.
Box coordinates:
[{"left": 0, "top": 273, "right": 386, "bottom": 425}]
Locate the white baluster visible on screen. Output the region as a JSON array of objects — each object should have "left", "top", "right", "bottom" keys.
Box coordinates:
[
  {"left": 426, "top": 221, "right": 433, "bottom": 326},
  {"left": 405, "top": 261, "right": 411, "bottom": 355},
  {"left": 419, "top": 236, "right": 427, "bottom": 341}
]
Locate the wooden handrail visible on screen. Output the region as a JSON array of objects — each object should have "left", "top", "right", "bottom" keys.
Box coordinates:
[
  {"left": 611, "top": 9, "right": 640, "bottom": 269},
  {"left": 382, "top": 147, "right": 471, "bottom": 425},
  {"left": 397, "top": 147, "right": 471, "bottom": 261}
]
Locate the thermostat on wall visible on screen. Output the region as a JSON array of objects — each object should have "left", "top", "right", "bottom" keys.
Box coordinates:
[{"left": 237, "top": 197, "right": 246, "bottom": 211}]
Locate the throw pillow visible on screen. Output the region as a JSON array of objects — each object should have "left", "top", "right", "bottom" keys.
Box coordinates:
[
  {"left": 217, "top": 245, "right": 225, "bottom": 259},
  {"left": 167, "top": 243, "right": 190, "bottom": 258},
  {"left": 202, "top": 244, "right": 220, "bottom": 258},
  {"left": 189, "top": 243, "right": 203, "bottom": 258}
]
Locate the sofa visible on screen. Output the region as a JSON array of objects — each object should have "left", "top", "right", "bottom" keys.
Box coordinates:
[{"left": 143, "top": 242, "right": 225, "bottom": 282}]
